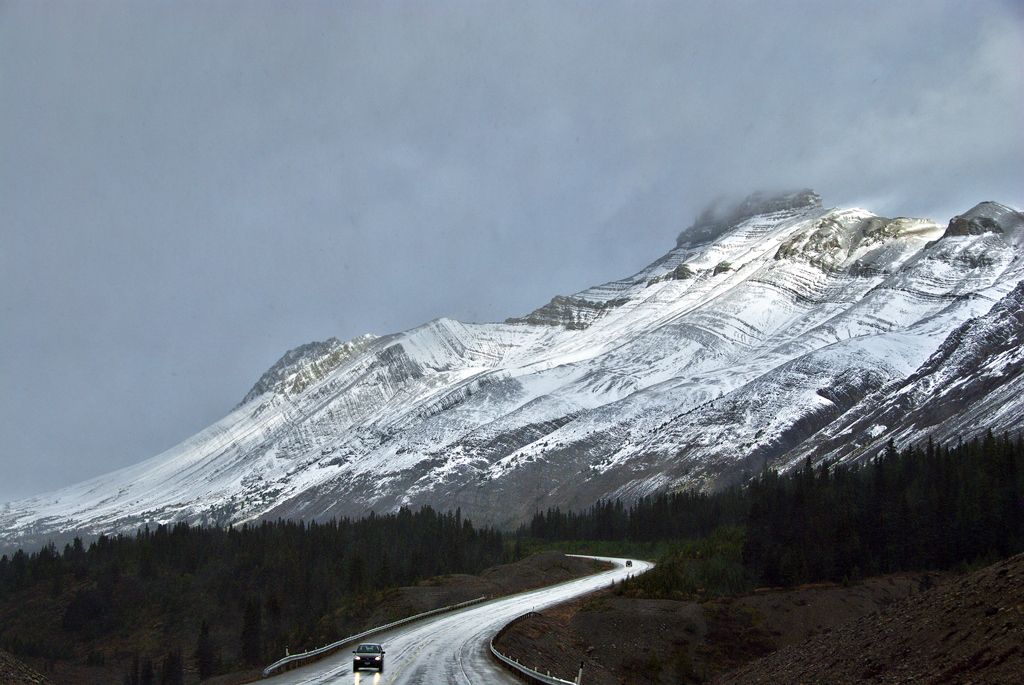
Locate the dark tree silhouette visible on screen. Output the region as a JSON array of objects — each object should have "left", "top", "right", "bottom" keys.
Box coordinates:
[
  {"left": 195, "top": 620, "right": 216, "bottom": 680},
  {"left": 240, "top": 599, "right": 262, "bottom": 665}
]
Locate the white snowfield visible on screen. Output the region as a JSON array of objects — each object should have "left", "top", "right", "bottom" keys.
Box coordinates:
[
  {"left": 2, "top": 192, "right": 1023, "bottom": 542},
  {"left": 264, "top": 555, "right": 652, "bottom": 685}
]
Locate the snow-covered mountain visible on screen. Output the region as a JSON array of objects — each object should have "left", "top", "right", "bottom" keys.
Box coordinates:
[{"left": 3, "top": 191, "right": 1023, "bottom": 547}]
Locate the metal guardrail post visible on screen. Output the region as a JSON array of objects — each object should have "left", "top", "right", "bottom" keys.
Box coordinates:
[
  {"left": 489, "top": 559, "right": 650, "bottom": 685},
  {"left": 488, "top": 612, "right": 578, "bottom": 685}
]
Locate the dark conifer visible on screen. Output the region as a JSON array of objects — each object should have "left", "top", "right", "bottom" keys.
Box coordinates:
[
  {"left": 140, "top": 658, "right": 155, "bottom": 685},
  {"left": 241, "top": 598, "right": 262, "bottom": 665},
  {"left": 195, "top": 620, "right": 216, "bottom": 679},
  {"left": 159, "top": 648, "right": 184, "bottom": 685}
]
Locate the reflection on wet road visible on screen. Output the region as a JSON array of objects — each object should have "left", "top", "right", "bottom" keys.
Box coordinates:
[{"left": 264, "top": 556, "right": 652, "bottom": 685}]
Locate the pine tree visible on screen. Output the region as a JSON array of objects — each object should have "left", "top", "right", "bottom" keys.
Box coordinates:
[
  {"left": 140, "top": 658, "right": 155, "bottom": 685},
  {"left": 195, "top": 620, "right": 216, "bottom": 679},
  {"left": 241, "top": 598, "right": 263, "bottom": 665},
  {"left": 264, "top": 595, "right": 283, "bottom": 662},
  {"left": 124, "top": 654, "right": 140, "bottom": 685},
  {"left": 160, "top": 649, "right": 184, "bottom": 685}
]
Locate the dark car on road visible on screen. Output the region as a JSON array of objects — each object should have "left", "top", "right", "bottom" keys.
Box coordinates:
[{"left": 353, "top": 643, "right": 385, "bottom": 672}]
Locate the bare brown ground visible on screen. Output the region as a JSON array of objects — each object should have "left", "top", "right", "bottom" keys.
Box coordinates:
[
  {"left": 717, "top": 553, "right": 1024, "bottom": 685},
  {"left": 361, "top": 551, "right": 609, "bottom": 627},
  {"left": 495, "top": 571, "right": 927, "bottom": 684},
  {"left": 0, "top": 649, "right": 51, "bottom": 684}
]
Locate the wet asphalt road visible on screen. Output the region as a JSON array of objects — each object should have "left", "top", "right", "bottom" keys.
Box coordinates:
[{"left": 264, "top": 555, "right": 653, "bottom": 685}]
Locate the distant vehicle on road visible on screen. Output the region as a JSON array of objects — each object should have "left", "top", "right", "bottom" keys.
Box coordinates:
[
  {"left": 625, "top": 560, "right": 632, "bottom": 567},
  {"left": 353, "top": 643, "right": 385, "bottom": 672}
]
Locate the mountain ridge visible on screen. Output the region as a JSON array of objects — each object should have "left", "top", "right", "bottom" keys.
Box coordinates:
[{"left": 3, "top": 191, "right": 1022, "bottom": 549}]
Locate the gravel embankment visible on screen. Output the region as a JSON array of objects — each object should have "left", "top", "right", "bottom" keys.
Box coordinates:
[
  {"left": 717, "top": 553, "right": 1024, "bottom": 684},
  {"left": 0, "top": 649, "right": 51, "bottom": 684},
  {"left": 495, "top": 570, "right": 929, "bottom": 684}
]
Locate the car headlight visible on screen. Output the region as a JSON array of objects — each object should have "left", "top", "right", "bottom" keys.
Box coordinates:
[{"left": 375, "top": 656, "right": 381, "bottom": 661}]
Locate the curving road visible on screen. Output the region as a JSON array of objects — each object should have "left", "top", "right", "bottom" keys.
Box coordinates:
[{"left": 264, "top": 555, "right": 653, "bottom": 685}]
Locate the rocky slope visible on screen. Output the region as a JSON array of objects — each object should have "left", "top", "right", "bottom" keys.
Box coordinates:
[
  {"left": 495, "top": 554, "right": 1024, "bottom": 685},
  {"left": 716, "top": 553, "right": 1024, "bottom": 684},
  {"left": 494, "top": 573, "right": 924, "bottom": 685},
  {"left": 3, "top": 191, "right": 1023, "bottom": 546},
  {"left": 790, "top": 267, "right": 1024, "bottom": 468},
  {"left": 0, "top": 649, "right": 50, "bottom": 685}
]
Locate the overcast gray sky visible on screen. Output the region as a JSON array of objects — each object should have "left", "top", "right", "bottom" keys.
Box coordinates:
[{"left": 1, "top": 0, "right": 1022, "bottom": 503}]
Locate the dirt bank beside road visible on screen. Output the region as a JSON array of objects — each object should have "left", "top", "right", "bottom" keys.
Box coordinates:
[
  {"left": 495, "top": 570, "right": 925, "bottom": 684},
  {"left": 718, "top": 553, "right": 1024, "bottom": 684},
  {"left": 362, "top": 551, "right": 610, "bottom": 627},
  {"left": 0, "top": 648, "right": 50, "bottom": 685}
]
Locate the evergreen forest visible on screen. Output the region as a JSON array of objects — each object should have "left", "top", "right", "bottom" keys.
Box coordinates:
[
  {"left": 1, "top": 432, "right": 1021, "bottom": 681},
  {"left": 0, "top": 506, "right": 505, "bottom": 683}
]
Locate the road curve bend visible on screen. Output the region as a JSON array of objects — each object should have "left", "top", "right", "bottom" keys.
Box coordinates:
[{"left": 264, "top": 555, "right": 653, "bottom": 685}]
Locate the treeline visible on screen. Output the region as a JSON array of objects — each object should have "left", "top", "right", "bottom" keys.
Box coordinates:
[
  {"left": 745, "top": 433, "right": 1024, "bottom": 585},
  {"left": 524, "top": 487, "right": 747, "bottom": 542},
  {"left": 527, "top": 432, "right": 1024, "bottom": 591},
  {"left": 0, "top": 506, "right": 505, "bottom": 682}
]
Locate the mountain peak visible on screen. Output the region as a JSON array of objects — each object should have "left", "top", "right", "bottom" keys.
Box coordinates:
[
  {"left": 676, "top": 189, "right": 822, "bottom": 247},
  {"left": 240, "top": 334, "right": 376, "bottom": 405},
  {"left": 943, "top": 201, "right": 1024, "bottom": 241},
  {"left": 4, "top": 192, "right": 1022, "bottom": 548}
]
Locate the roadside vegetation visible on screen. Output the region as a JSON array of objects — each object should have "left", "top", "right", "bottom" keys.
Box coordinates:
[
  {"left": 0, "top": 507, "right": 506, "bottom": 684},
  {"left": 618, "top": 527, "right": 750, "bottom": 600}
]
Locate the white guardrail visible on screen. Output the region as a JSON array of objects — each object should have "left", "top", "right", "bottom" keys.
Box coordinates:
[
  {"left": 261, "top": 595, "right": 488, "bottom": 677},
  {"left": 489, "top": 612, "right": 580, "bottom": 685},
  {"left": 488, "top": 558, "right": 648, "bottom": 685}
]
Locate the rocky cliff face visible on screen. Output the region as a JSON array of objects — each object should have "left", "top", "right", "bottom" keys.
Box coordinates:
[
  {"left": 3, "top": 193, "right": 1022, "bottom": 545},
  {"left": 239, "top": 334, "right": 376, "bottom": 405},
  {"left": 791, "top": 277, "right": 1024, "bottom": 467}
]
